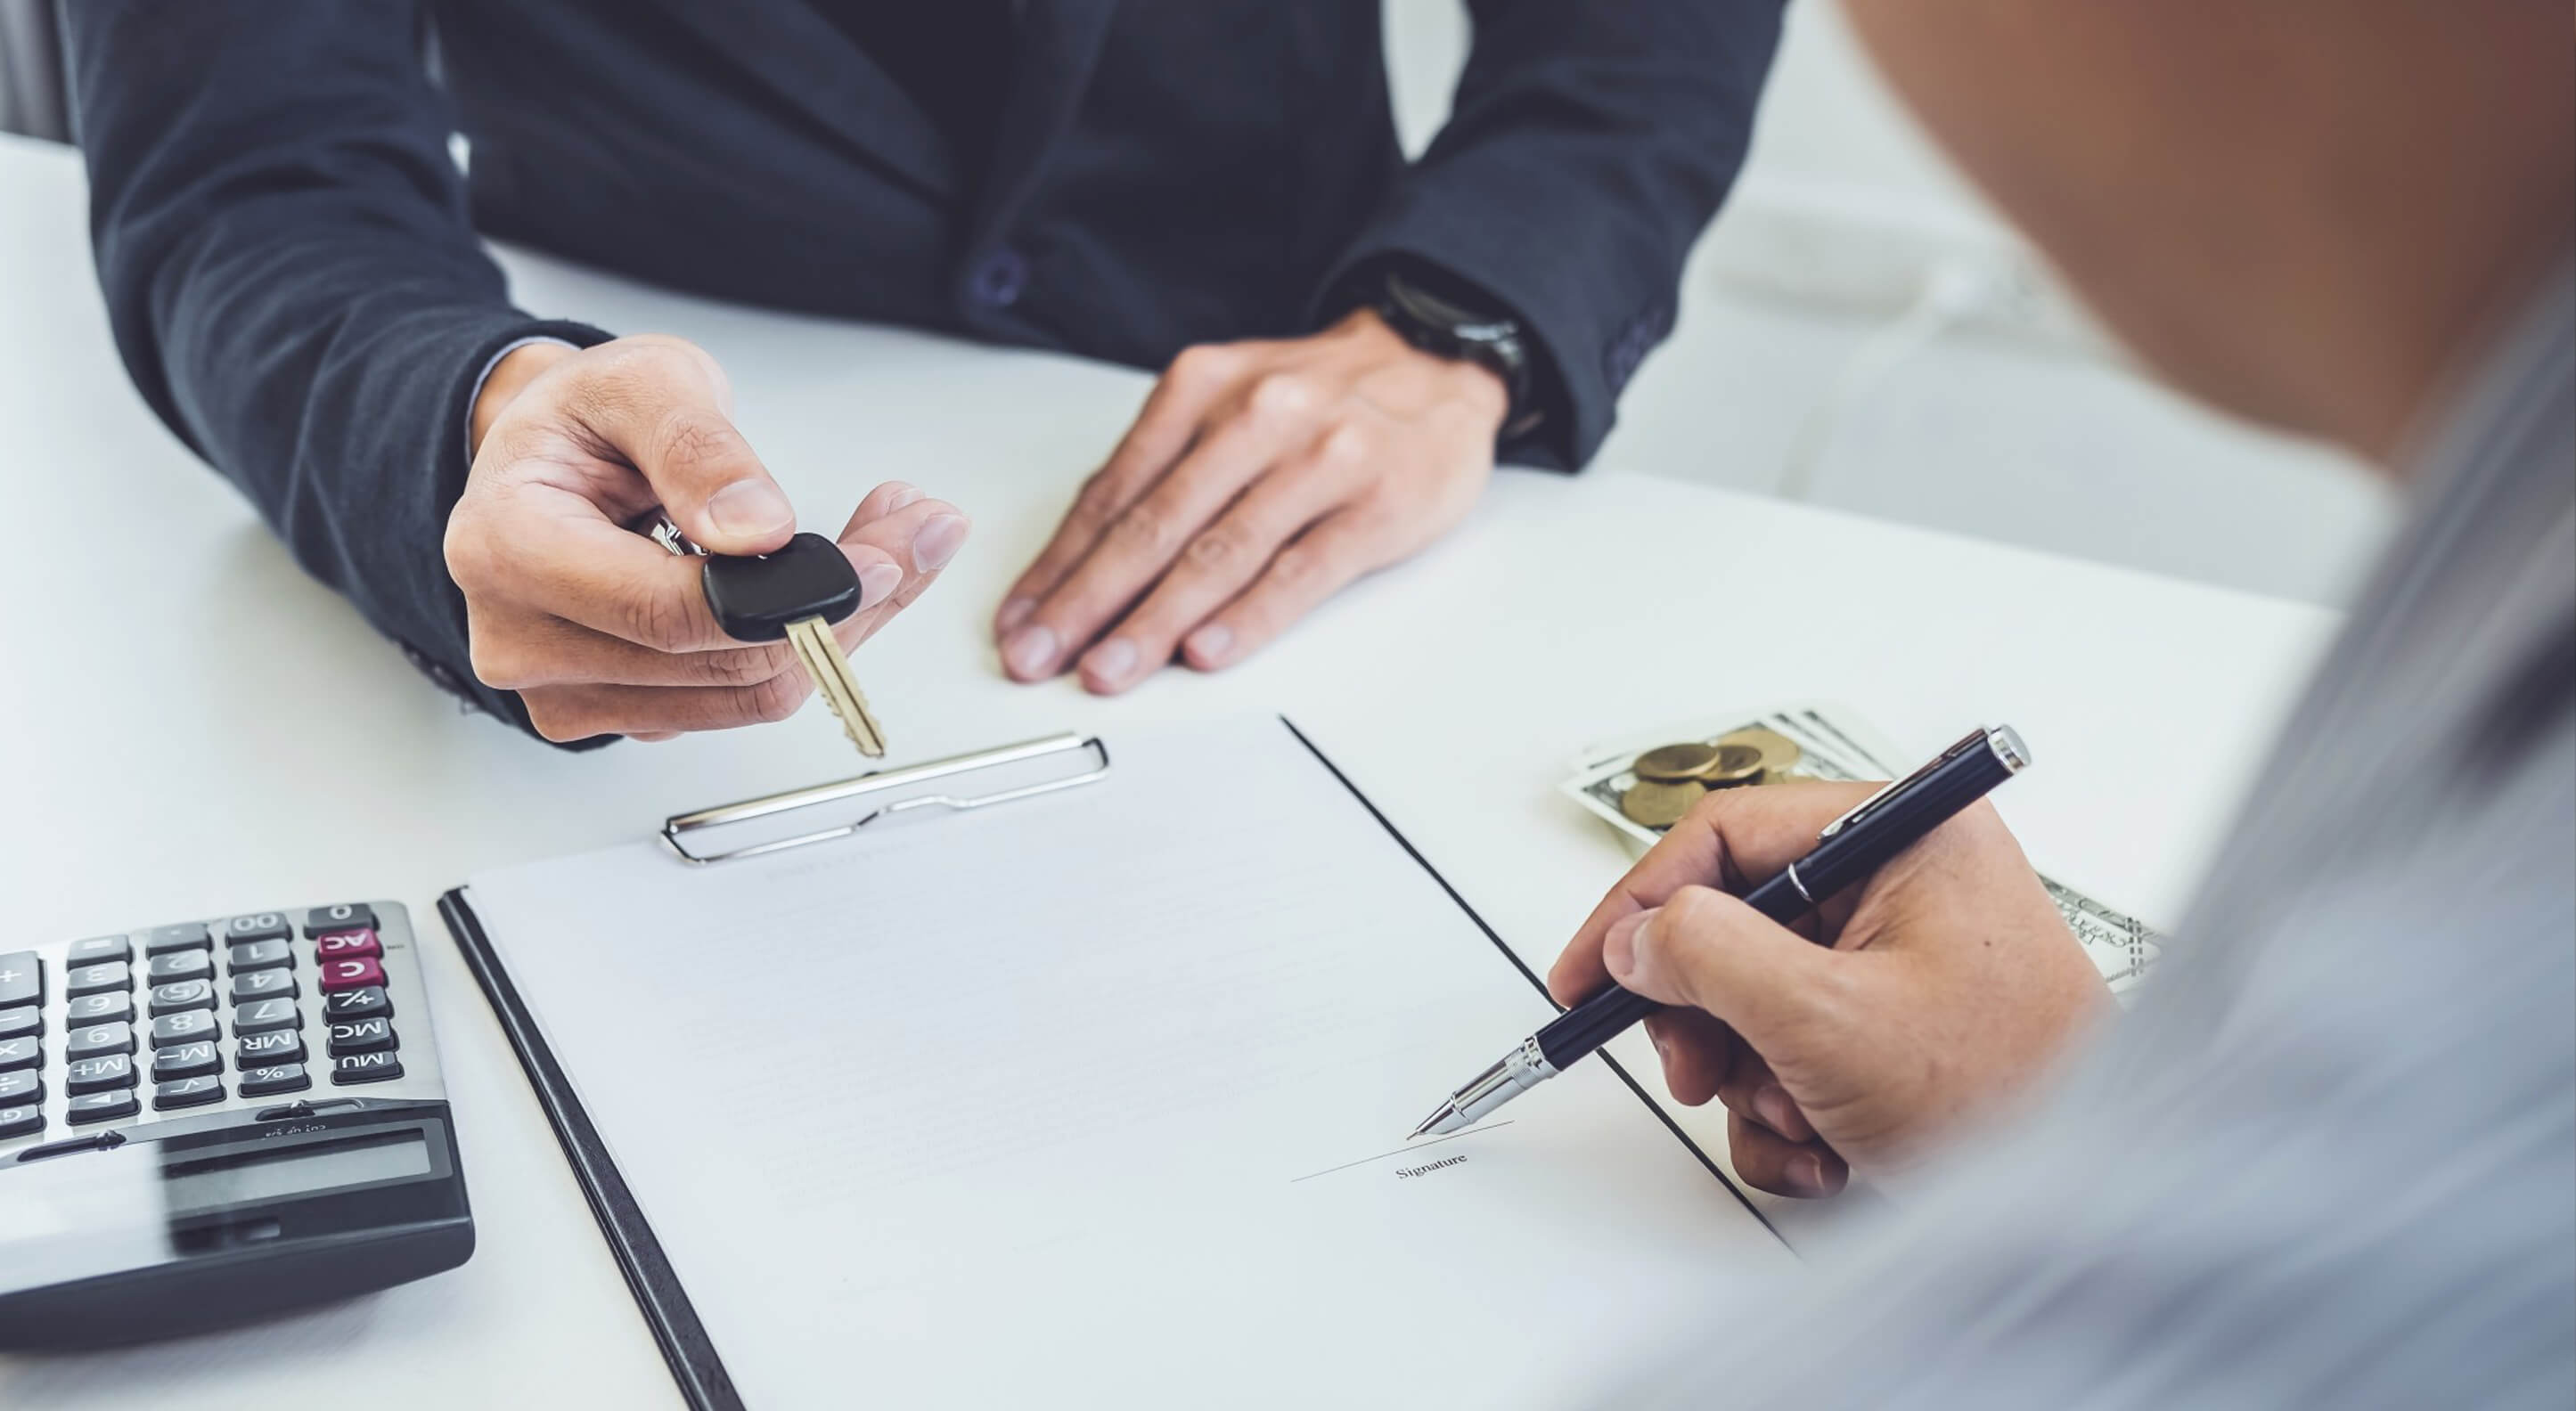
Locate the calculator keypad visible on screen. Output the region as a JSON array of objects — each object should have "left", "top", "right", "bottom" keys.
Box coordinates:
[
  {"left": 0, "top": 902, "right": 431, "bottom": 1148},
  {"left": 239, "top": 1063, "right": 310, "bottom": 1097},
  {"left": 0, "top": 951, "right": 42, "bottom": 1008},
  {"left": 153, "top": 1040, "right": 221, "bottom": 1081},
  {"left": 149, "top": 979, "right": 215, "bottom": 1016},
  {"left": 145, "top": 951, "right": 212, "bottom": 984},
  {"left": 68, "top": 1089, "right": 139, "bottom": 1124}
]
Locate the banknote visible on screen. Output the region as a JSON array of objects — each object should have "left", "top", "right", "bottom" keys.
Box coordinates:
[{"left": 1559, "top": 703, "right": 2166, "bottom": 997}]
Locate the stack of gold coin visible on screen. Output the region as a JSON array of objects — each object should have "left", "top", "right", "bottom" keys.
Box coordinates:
[{"left": 1616, "top": 728, "right": 1806, "bottom": 828}]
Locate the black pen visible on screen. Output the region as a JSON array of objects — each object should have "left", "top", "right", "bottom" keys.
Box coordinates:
[{"left": 1409, "top": 724, "right": 2032, "bottom": 1138}]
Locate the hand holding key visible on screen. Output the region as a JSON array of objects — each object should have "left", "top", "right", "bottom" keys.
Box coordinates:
[{"left": 446, "top": 335, "right": 969, "bottom": 743}]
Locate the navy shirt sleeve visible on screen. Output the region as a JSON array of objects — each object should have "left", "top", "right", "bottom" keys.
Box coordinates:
[
  {"left": 64, "top": 1, "right": 612, "bottom": 740},
  {"left": 1314, "top": 0, "right": 1784, "bottom": 470}
]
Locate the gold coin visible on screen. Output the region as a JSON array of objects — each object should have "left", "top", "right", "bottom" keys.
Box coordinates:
[
  {"left": 1632, "top": 742, "right": 1721, "bottom": 781},
  {"left": 1717, "top": 726, "right": 1802, "bottom": 782},
  {"left": 1620, "top": 778, "right": 1706, "bottom": 828},
  {"left": 1703, "top": 742, "right": 1766, "bottom": 787}
]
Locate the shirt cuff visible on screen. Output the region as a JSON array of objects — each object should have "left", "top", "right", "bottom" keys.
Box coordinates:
[{"left": 461, "top": 335, "right": 579, "bottom": 471}]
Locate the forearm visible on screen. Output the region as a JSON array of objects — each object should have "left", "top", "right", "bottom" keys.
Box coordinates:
[{"left": 67, "top": 1, "right": 609, "bottom": 732}]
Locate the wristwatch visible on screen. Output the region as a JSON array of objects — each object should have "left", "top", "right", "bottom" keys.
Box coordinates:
[{"left": 1373, "top": 268, "right": 1544, "bottom": 438}]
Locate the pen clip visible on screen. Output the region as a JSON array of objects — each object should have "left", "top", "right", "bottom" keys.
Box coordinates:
[{"left": 1817, "top": 726, "right": 2001, "bottom": 839}]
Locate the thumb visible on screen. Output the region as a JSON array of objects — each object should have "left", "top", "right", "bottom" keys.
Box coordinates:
[
  {"left": 1604, "top": 885, "right": 1843, "bottom": 1057},
  {"left": 592, "top": 338, "right": 795, "bottom": 555}
]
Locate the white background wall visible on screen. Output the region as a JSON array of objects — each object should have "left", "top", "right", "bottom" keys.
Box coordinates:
[{"left": 1384, "top": 1, "right": 2396, "bottom": 606}]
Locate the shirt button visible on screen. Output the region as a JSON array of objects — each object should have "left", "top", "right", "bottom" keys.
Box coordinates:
[{"left": 967, "top": 249, "right": 1029, "bottom": 308}]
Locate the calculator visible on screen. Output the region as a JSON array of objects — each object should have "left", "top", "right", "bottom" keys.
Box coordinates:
[{"left": 0, "top": 901, "right": 472, "bottom": 1349}]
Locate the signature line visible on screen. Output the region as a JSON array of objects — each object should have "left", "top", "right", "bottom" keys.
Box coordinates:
[{"left": 1288, "top": 1121, "right": 1517, "bottom": 1184}]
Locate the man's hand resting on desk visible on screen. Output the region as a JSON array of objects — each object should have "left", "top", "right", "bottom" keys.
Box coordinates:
[
  {"left": 994, "top": 307, "right": 1505, "bottom": 693},
  {"left": 449, "top": 335, "right": 969, "bottom": 742},
  {"left": 1548, "top": 783, "right": 2106, "bottom": 1198}
]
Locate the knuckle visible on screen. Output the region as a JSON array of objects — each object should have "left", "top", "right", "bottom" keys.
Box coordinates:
[
  {"left": 618, "top": 579, "right": 696, "bottom": 652},
  {"left": 524, "top": 697, "right": 588, "bottom": 744},
  {"left": 751, "top": 673, "right": 808, "bottom": 723},
  {"left": 1166, "top": 344, "right": 1233, "bottom": 390},
  {"left": 465, "top": 636, "right": 527, "bottom": 691},
  {"left": 1182, "top": 527, "right": 1244, "bottom": 571},
  {"left": 1107, "top": 507, "right": 1174, "bottom": 556},
  {"left": 690, "top": 647, "right": 784, "bottom": 689},
  {"left": 1318, "top": 420, "right": 1371, "bottom": 468},
  {"left": 1248, "top": 371, "right": 1316, "bottom": 421},
  {"left": 1265, "top": 543, "right": 1321, "bottom": 589}
]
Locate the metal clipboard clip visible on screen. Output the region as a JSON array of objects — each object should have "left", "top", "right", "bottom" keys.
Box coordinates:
[{"left": 659, "top": 732, "right": 1112, "bottom": 865}]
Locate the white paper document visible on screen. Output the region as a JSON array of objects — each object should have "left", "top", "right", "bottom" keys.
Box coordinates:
[{"left": 463, "top": 716, "right": 1794, "bottom": 1408}]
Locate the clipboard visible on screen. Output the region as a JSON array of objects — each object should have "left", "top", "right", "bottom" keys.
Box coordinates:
[{"left": 438, "top": 722, "right": 1770, "bottom": 1411}]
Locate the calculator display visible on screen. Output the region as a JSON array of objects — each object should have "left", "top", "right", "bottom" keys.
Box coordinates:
[{"left": 165, "top": 1130, "right": 432, "bottom": 1213}]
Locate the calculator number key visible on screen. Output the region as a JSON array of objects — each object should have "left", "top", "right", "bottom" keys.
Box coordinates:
[
  {"left": 145, "top": 950, "right": 213, "bottom": 984},
  {"left": 239, "top": 1064, "right": 311, "bottom": 1097},
  {"left": 64, "top": 961, "right": 129, "bottom": 999},
  {"left": 233, "top": 999, "right": 301, "bottom": 1035},
  {"left": 151, "top": 1010, "right": 220, "bottom": 1048},
  {"left": 227, "top": 939, "right": 293, "bottom": 974},
  {"left": 332, "top": 1051, "right": 403, "bottom": 1086},
  {"left": 150, "top": 979, "right": 216, "bottom": 1016},
  {"left": 65, "top": 991, "right": 135, "bottom": 1025},
  {"left": 317, "top": 957, "right": 386, "bottom": 992},
  {"left": 67, "top": 1022, "right": 136, "bottom": 1060},
  {"left": 328, "top": 1017, "right": 397, "bottom": 1056},
  {"left": 225, "top": 912, "right": 292, "bottom": 944},
  {"left": 323, "top": 986, "right": 392, "bottom": 1022},
  {"left": 230, "top": 968, "right": 299, "bottom": 1004},
  {"left": 304, "top": 902, "right": 377, "bottom": 936}
]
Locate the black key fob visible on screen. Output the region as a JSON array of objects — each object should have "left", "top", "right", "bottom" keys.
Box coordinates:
[{"left": 700, "top": 533, "right": 863, "bottom": 642}]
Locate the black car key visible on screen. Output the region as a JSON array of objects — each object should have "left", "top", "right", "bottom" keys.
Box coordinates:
[{"left": 659, "top": 524, "right": 887, "bottom": 759}]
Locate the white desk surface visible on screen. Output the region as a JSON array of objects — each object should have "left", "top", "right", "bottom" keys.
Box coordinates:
[{"left": 0, "top": 135, "right": 2342, "bottom": 1407}]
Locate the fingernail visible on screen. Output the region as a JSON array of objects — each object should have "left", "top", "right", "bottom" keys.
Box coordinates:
[
  {"left": 855, "top": 562, "right": 904, "bottom": 608},
  {"left": 885, "top": 483, "right": 925, "bottom": 511},
  {"left": 1003, "top": 625, "right": 1058, "bottom": 678},
  {"left": 1755, "top": 1084, "right": 1797, "bottom": 1136},
  {"left": 1083, "top": 638, "right": 1139, "bottom": 687},
  {"left": 911, "top": 514, "right": 968, "bottom": 572},
  {"left": 705, "top": 479, "right": 795, "bottom": 540},
  {"left": 1184, "top": 622, "right": 1233, "bottom": 666},
  {"left": 996, "top": 598, "right": 1034, "bottom": 634},
  {"left": 1603, "top": 909, "right": 1657, "bottom": 985},
  {"left": 1787, "top": 1154, "right": 1828, "bottom": 1197}
]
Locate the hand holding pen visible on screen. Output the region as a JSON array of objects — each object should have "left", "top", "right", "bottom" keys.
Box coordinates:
[{"left": 1419, "top": 729, "right": 2108, "bottom": 1198}]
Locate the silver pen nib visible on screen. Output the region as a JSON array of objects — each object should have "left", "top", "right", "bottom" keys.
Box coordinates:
[
  {"left": 1404, "top": 1036, "right": 1558, "bottom": 1140},
  {"left": 1409, "top": 1101, "right": 1468, "bottom": 1141}
]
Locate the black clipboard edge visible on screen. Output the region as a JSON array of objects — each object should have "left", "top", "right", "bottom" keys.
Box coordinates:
[
  {"left": 1277, "top": 718, "right": 1782, "bottom": 1242},
  {"left": 438, "top": 887, "right": 744, "bottom": 1411}
]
